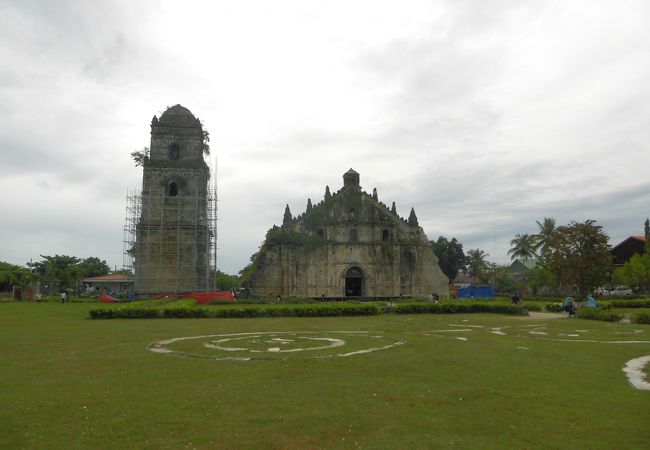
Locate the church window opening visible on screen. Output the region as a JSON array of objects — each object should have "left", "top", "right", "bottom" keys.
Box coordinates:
[
  {"left": 382, "top": 229, "right": 390, "bottom": 241},
  {"left": 169, "top": 143, "right": 180, "bottom": 161},
  {"left": 317, "top": 229, "right": 324, "bottom": 238},
  {"left": 349, "top": 229, "right": 358, "bottom": 242},
  {"left": 168, "top": 182, "right": 178, "bottom": 197},
  {"left": 349, "top": 209, "right": 356, "bottom": 219},
  {"left": 345, "top": 266, "right": 364, "bottom": 297}
]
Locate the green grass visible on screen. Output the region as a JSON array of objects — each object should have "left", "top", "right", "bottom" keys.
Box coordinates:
[{"left": 1, "top": 302, "right": 649, "bottom": 449}]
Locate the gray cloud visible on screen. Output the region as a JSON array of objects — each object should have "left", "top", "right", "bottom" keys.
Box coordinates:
[{"left": 1, "top": 0, "right": 649, "bottom": 275}]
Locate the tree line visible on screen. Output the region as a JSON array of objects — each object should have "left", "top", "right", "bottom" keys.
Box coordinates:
[
  {"left": 432, "top": 217, "right": 650, "bottom": 300},
  {"left": 0, "top": 255, "right": 114, "bottom": 293}
]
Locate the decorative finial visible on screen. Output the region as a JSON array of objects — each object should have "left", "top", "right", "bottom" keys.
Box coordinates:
[
  {"left": 325, "top": 185, "right": 332, "bottom": 201},
  {"left": 391, "top": 202, "right": 397, "bottom": 215},
  {"left": 306, "top": 198, "right": 312, "bottom": 213},
  {"left": 408, "top": 207, "right": 419, "bottom": 227},
  {"left": 372, "top": 188, "right": 378, "bottom": 201},
  {"left": 283, "top": 204, "right": 292, "bottom": 226}
]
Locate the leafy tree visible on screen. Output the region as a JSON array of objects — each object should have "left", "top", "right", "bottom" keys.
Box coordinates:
[
  {"left": 466, "top": 249, "right": 490, "bottom": 280},
  {"left": 0, "top": 262, "right": 37, "bottom": 291},
  {"left": 27, "top": 255, "right": 109, "bottom": 292},
  {"left": 508, "top": 233, "right": 538, "bottom": 260},
  {"left": 527, "top": 266, "right": 558, "bottom": 295},
  {"left": 78, "top": 257, "right": 110, "bottom": 278},
  {"left": 548, "top": 220, "right": 611, "bottom": 300},
  {"left": 214, "top": 270, "right": 241, "bottom": 291},
  {"left": 239, "top": 250, "right": 260, "bottom": 288},
  {"left": 202, "top": 129, "right": 210, "bottom": 155},
  {"left": 492, "top": 264, "right": 520, "bottom": 293},
  {"left": 430, "top": 236, "right": 466, "bottom": 281},
  {"left": 130, "top": 146, "right": 149, "bottom": 167},
  {"left": 613, "top": 253, "right": 650, "bottom": 293},
  {"left": 111, "top": 268, "right": 134, "bottom": 276}
]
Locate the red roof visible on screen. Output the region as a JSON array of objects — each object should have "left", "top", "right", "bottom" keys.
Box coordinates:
[
  {"left": 453, "top": 273, "right": 476, "bottom": 283},
  {"left": 83, "top": 274, "right": 134, "bottom": 282},
  {"left": 612, "top": 236, "right": 646, "bottom": 251}
]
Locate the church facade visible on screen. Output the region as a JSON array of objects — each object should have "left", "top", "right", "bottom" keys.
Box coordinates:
[{"left": 246, "top": 169, "right": 449, "bottom": 298}]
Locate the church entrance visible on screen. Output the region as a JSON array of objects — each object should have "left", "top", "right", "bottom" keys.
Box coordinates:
[{"left": 345, "top": 266, "right": 364, "bottom": 297}]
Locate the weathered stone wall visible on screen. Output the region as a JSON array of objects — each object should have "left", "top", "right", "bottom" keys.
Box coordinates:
[
  {"left": 250, "top": 240, "right": 447, "bottom": 298},
  {"left": 134, "top": 105, "right": 211, "bottom": 294}
]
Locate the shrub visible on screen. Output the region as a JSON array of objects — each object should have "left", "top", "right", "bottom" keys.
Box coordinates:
[
  {"left": 609, "top": 299, "right": 650, "bottom": 309},
  {"left": 545, "top": 303, "right": 564, "bottom": 312},
  {"left": 90, "top": 300, "right": 528, "bottom": 319},
  {"left": 89, "top": 309, "right": 116, "bottom": 319},
  {"left": 89, "top": 308, "right": 160, "bottom": 319},
  {"left": 162, "top": 307, "right": 209, "bottom": 318},
  {"left": 631, "top": 311, "right": 650, "bottom": 324},
  {"left": 576, "top": 308, "right": 622, "bottom": 322},
  {"left": 393, "top": 301, "right": 528, "bottom": 316}
]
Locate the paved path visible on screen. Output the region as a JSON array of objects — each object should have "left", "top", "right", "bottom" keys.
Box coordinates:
[{"left": 516, "top": 311, "right": 566, "bottom": 320}]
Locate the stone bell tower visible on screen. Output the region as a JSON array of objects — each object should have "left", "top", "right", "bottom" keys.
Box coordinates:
[{"left": 133, "top": 105, "right": 214, "bottom": 294}]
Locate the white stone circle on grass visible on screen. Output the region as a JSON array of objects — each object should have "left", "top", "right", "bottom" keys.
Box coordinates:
[
  {"left": 623, "top": 356, "right": 650, "bottom": 391},
  {"left": 148, "top": 331, "right": 404, "bottom": 361},
  {"left": 422, "top": 322, "right": 650, "bottom": 391}
]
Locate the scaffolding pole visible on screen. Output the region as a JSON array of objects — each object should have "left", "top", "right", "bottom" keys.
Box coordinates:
[{"left": 122, "top": 186, "right": 217, "bottom": 294}]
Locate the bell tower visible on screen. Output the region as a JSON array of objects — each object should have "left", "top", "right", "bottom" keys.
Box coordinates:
[{"left": 133, "top": 105, "right": 213, "bottom": 294}]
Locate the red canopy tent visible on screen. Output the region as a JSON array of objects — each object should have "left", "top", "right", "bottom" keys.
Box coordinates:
[
  {"left": 151, "top": 291, "right": 236, "bottom": 304},
  {"left": 100, "top": 293, "right": 120, "bottom": 303}
]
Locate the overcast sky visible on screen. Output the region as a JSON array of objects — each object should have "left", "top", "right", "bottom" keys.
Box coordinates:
[{"left": 1, "top": 0, "right": 649, "bottom": 274}]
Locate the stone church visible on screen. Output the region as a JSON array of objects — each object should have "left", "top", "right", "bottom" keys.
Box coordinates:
[
  {"left": 132, "top": 105, "right": 214, "bottom": 295},
  {"left": 246, "top": 169, "right": 449, "bottom": 298}
]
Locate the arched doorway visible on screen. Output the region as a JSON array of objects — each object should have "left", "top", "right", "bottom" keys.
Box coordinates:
[{"left": 345, "top": 266, "right": 364, "bottom": 297}]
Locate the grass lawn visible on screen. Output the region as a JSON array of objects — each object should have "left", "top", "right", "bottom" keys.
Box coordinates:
[{"left": 1, "top": 302, "right": 649, "bottom": 449}]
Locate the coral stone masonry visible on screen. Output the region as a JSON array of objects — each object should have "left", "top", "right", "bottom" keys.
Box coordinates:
[
  {"left": 246, "top": 169, "right": 449, "bottom": 298},
  {"left": 132, "top": 105, "right": 214, "bottom": 295}
]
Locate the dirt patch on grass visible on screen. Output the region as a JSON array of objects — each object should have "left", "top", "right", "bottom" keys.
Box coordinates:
[{"left": 514, "top": 312, "right": 566, "bottom": 320}]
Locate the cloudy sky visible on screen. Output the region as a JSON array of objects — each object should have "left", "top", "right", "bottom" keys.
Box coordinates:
[{"left": 1, "top": 0, "right": 649, "bottom": 274}]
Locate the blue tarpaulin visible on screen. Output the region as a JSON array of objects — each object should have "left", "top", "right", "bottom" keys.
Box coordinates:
[{"left": 457, "top": 285, "right": 494, "bottom": 298}]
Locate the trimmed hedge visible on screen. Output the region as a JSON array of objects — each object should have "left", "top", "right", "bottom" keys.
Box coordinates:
[
  {"left": 90, "top": 302, "right": 383, "bottom": 319},
  {"left": 609, "top": 299, "right": 650, "bottom": 309},
  {"left": 545, "top": 302, "right": 612, "bottom": 312},
  {"left": 575, "top": 308, "right": 623, "bottom": 322},
  {"left": 89, "top": 300, "right": 529, "bottom": 319},
  {"left": 389, "top": 301, "right": 529, "bottom": 315},
  {"left": 89, "top": 308, "right": 160, "bottom": 319}
]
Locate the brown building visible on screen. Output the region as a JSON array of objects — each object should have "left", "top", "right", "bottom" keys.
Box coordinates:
[
  {"left": 611, "top": 236, "right": 646, "bottom": 266},
  {"left": 245, "top": 169, "right": 449, "bottom": 298}
]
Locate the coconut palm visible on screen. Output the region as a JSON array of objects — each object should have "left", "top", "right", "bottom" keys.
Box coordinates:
[
  {"left": 508, "top": 233, "right": 538, "bottom": 260},
  {"left": 466, "top": 248, "right": 489, "bottom": 279},
  {"left": 535, "top": 217, "right": 557, "bottom": 254}
]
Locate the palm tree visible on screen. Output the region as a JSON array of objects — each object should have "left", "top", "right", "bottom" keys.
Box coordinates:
[
  {"left": 535, "top": 217, "right": 557, "bottom": 254},
  {"left": 466, "top": 248, "right": 489, "bottom": 279},
  {"left": 508, "top": 233, "right": 538, "bottom": 260}
]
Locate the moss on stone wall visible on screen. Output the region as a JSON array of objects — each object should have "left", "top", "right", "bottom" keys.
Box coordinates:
[{"left": 267, "top": 227, "right": 325, "bottom": 251}]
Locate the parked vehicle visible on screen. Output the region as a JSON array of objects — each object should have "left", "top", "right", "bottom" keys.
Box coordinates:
[{"left": 607, "top": 286, "right": 633, "bottom": 296}]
